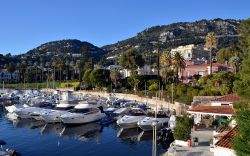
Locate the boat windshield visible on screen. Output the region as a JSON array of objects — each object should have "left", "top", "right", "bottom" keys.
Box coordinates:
[
  {"left": 128, "top": 109, "right": 145, "bottom": 116},
  {"left": 54, "top": 106, "right": 74, "bottom": 111},
  {"left": 147, "top": 111, "right": 169, "bottom": 118},
  {"left": 70, "top": 108, "right": 99, "bottom": 114}
]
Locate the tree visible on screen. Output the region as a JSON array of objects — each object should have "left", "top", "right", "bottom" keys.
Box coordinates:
[
  {"left": 229, "top": 56, "right": 240, "bottom": 73},
  {"left": 90, "top": 69, "right": 110, "bottom": 89},
  {"left": 172, "top": 52, "right": 186, "bottom": 83},
  {"left": 232, "top": 20, "right": 250, "bottom": 153},
  {"left": 110, "top": 69, "right": 121, "bottom": 87},
  {"left": 173, "top": 115, "right": 194, "bottom": 141},
  {"left": 233, "top": 108, "right": 250, "bottom": 156},
  {"left": 205, "top": 32, "right": 217, "bottom": 75},
  {"left": 79, "top": 46, "right": 91, "bottom": 80},
  {"left": 216, "top": 46, "right": 243, "bottom": 64},
  {"left": 216, "top": 48, "right": 234, "bottom": 64},
  {"left": 233, "top": 19, "right": 250, "bottom": 99},
  {"left": 6, "top": 62, "right": 16, "bottom": 81},
  {"left": 83, "top": 69, "right": 92, "bottom": 87},
  {"left": 119, "top": 48, "right": 145, "bottom": 74},
  {"left": 160, "top": 50, "right": 173, "bottom": 84}
]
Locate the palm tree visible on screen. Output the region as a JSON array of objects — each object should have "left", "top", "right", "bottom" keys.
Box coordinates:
[
  {"left": 229, "top": 56, "right": 240, "bottom": 74},
  {"left": 205, "top": 32, "right": 217, "bottom": 75},
  {"left": 39, "top": 62, "right": 44, "bottom": 82},
  {"left": 34, "top": 62, "right": 38, "bottom": 88},
  {"left": 70, "top": 61, "right": 75, "bottom": 80},
  {"left": 160, "top": 51, "right": 172, "bottom": 84},
  {"left": 76, "top": 60, "right": 81, "bottom": 81},
  {"left": 172, "top": 52, "right": 186, "bottom": 83}
]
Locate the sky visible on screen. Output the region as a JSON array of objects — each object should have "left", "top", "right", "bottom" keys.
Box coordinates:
[{"left": 0, "top": 0, "right": 249, "bottom": 55}]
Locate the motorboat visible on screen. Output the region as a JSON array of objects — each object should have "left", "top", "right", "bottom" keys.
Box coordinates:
[
  {"left": 137, "top": 110, "right": 169, "bottom": 131},
  {"left": 116, "top": 108, "right": 147, "bottom": 129},
  {"left": 60, "top": 102, "right": 106, "bottom": 124},
  {"left": 112, "top": 107, "right": 130, "bottom": 120},
  {"left": 5, "top": 104, "right": 29, "bottom": 113},
  {"left": 14, "top": 102, "right": 54, "bottom": 119},
  {"left": 169, "top": 115, "right": 176, "bottom": 129},
  {"left": 40, "top": 104, "right": 75, "bottom": 123}
]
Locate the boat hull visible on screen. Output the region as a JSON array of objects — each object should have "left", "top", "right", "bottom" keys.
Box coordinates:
[{"left": 61, "top": 112, "right": 106, "bottom": 124}]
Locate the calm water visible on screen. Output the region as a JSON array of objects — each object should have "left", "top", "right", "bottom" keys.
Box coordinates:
[{"left": 0, "top": 107, "right": 169, "bottom": 156}]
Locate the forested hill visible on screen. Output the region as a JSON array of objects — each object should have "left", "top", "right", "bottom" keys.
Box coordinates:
[
  {"left": 102, "top": 18, "right": 240, "bottom": 56},
  {"left": 25, "top": 39, "right": 106, "bottom": 60}
]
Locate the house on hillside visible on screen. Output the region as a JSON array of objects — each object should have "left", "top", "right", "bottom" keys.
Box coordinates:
[
  {"left": 119, "top": 64, "right": 158, "bottom": 78},
  {"left": 171, "top": 44, "right": 209, "bottom": 60},
  {"left": 211, "top": 94, "right": 242, "bottom": 106},
  {"left": 180, "top": 62, "right": 233, "bottom": 83},
  {"left": 0, "top": 69, "right": 19, "bottom": 82},
  {"left": 187, "top": 105, "right": 235, "bottom": 125}
]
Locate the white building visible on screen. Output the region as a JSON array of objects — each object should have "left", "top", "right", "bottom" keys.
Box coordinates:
[
  {"left": 119, "top": 64, "right": 158, "bottom": 78},
  {"left": 171, "top": 44, "right": 209, "bottom": 60},
  {"left": 0, "top": 69, "right": 19, "bottom": 82}
]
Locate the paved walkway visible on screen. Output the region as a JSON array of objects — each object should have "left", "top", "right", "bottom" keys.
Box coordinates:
[{"left": 163, "top": 129, "right": 214, "bottom": 156}]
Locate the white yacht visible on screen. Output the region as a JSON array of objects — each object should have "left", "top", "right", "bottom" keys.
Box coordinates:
[
  {"left": 40, "top": 104, "right": 75, "bottom": 123},
  {"left": 5, "top": 104, "right": 29, "bottom": 113},
  {"left": 14, "top": 102, "right": 54, "bottom": 119},
  {"left": 137, "top": 111, "right": 169, "bottom": 131},
  {"left": 116, "top": 108, "right": 146, "bottom": 129},
  {"left": 60, "top": 102, "right": 106, "bottom": 124}
]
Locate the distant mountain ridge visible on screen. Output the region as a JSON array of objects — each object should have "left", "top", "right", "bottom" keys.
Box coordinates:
[
  {"left": 25, "top": 39, "right": 106, "bottom": 59},
  {"left": 0, "top": 18, "right": 243, "bottom": 68},
  {"left": 102, "top": 18, "right": 241, "bottom": 56}
]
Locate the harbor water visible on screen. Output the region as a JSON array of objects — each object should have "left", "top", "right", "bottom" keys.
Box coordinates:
[{"left": 0, "top": 107, "right": 170, "bottom": 156}]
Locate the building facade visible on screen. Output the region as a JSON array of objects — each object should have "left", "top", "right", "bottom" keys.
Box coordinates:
[
  {"left": 0, "top": 69, "right": 19, "bottom": 82},
  {"left": 171, "top": 44, "right": 209, "bottom": 60}
]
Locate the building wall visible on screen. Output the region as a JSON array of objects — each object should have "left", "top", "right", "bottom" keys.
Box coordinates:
[
  {"left": 214, "top": 147, "right": 236, "bottom": 156},
  {"left": 171, "top": 44, "right": 208, "bottom": 60}
]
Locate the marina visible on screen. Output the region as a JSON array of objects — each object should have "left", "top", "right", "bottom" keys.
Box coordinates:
[{"left": 0, "top": 89, "right": 173, "bottom": 156}]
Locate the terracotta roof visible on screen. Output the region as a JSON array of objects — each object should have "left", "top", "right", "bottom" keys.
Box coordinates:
[
  {"left": 214, "top": 131, "right": 230, "bottom": 139},
  {"left": 212, "top": 93, "right": 241, "bottom": 103},
  {"left": 188, "top": 106, "right": 235, "bottom": 115},
  {"left": 187, "top": 63, "right": 229, "bottom": 67},
  {"left": 216, "top": 126, "right": 232, "bottom": 133},
  {"left": 215, "top": 126, "right": 239, "bottom": 149}
]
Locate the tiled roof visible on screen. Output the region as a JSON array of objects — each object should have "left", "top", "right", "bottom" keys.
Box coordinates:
[
  {"left": 188, "top": 106, "right": 235, "bottom": 115},
  {"left": 187, "top": 63, "right": 228, "bottom": 67},
  {"left": 212, "top": 93, "right": 241, "bottom": 103},
  {"left": 215, "top": 126, "right": 239, "bottom": 149},
  {"left": 216, "top": 126, "right": 232, "bottom": 133}
]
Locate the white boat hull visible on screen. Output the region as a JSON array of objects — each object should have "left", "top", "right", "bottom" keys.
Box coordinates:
[
  {"left": 117, "top": 115, "right": 146, "bottom": 129},
  {"left": 138, "top": 117, "right": 169, "bottom": 131},
  {"left": 41, "top": 111, "right": 66, "bottom": 123},
  {"left": 61, "top": 112, "right": 106, "bottom": 124}
]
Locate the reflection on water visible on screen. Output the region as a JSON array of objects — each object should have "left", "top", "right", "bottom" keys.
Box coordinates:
[
  {"left": 0, "top": 107, "right": 168, "bottom": 156},
  {"left": 60, "top": 123, "right": 102, "bottom": 142}
]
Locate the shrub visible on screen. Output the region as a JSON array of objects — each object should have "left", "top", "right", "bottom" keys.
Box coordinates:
[
  {"left": 148, "top": 83, "right": 159, "bottom": 91},
  {"left": 173, "top": 115, "right": 194, "bottom": 141}
]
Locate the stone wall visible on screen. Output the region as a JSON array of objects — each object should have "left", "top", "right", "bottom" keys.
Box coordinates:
[{"left": 77, "top": 90, "right": 189, "bottom": 115}]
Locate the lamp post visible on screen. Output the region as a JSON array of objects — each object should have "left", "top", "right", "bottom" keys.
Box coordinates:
[{"left": 150, "top": 41, "right": 161, "bottom": 98}]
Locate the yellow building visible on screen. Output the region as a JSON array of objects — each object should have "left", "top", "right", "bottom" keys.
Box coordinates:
[{"left": 171, "top": 44, "right": 209, "bottom": 61}]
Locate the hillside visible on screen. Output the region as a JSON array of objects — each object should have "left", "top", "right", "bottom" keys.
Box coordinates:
[
  {"left": 21, "top": 39, "right": 106, "bottom": 62},
  {"left": 102, "top": 18, "right": 240, "bottom": 56}
]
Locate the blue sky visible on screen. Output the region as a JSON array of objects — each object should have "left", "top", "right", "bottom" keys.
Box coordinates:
[{"left": 0, "top": 0, "right": 249, "bottom": 55}]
